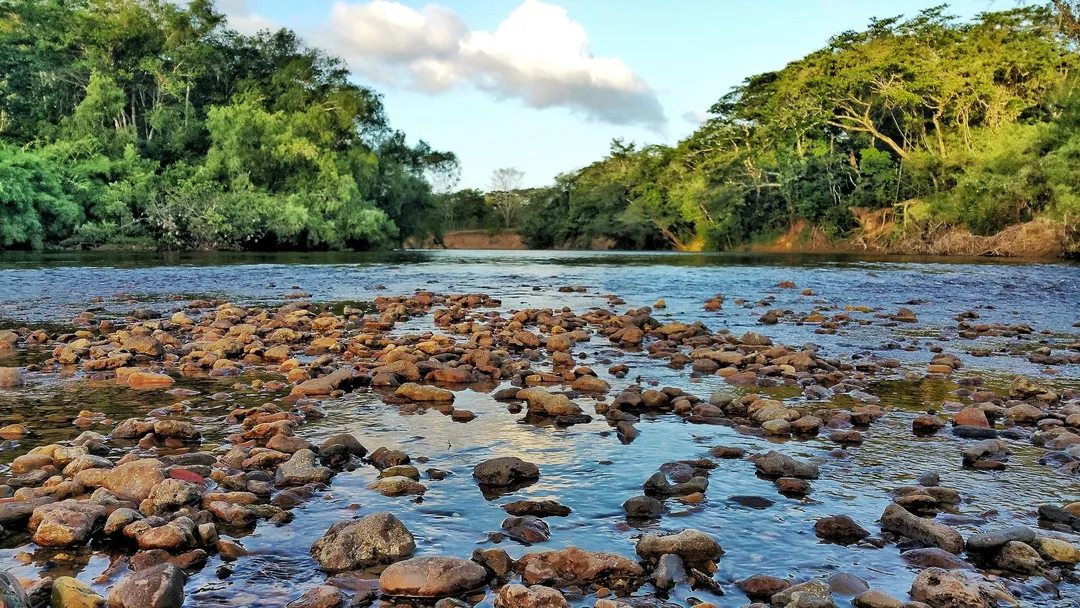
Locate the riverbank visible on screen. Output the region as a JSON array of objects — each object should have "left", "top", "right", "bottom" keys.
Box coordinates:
[{"left": 415, "top": 219, "right": 1075, "bottom": 259}]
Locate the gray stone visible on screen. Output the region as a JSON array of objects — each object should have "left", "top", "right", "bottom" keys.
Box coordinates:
[
  {"left": 652, "top": 554, "right": 687, "bottom": 592},
  {"left": 107, "top": 564, "right": 186, "bottom": 608},
  {"left": 310, "top": 512, "right": 415, "bottom": 572},
  {"left": 880, "top": 504, "right": 964, "bottom": 554}
]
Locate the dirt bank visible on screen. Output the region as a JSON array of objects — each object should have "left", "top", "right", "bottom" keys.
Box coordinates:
[
  {"left": 751, "top": 215, "right": 1075, "bottom": 258},
  {"left": 407, "top": 230, "right": 526, "bottom": 250}
]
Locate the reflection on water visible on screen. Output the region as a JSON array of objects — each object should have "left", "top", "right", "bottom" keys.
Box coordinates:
[{"left": 0, "top": 250, "right": 1079, "bottom": 607}]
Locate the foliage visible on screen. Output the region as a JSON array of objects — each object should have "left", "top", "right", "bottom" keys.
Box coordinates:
[
  {"left": 0, "top": 0, "right": 455, "bottom": 250},
  {"left": 501, "top": 4, "right": 1080, "bottom": 251}
]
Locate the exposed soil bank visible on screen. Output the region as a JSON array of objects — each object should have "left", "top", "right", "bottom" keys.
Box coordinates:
[
  {"left": 418, "top": 219, "right": 1075, "bottom": 259},
  {"left": 408, "top": 230, "right": 526, "bottom": 250},
  {"left": 752, "top": 217, "right": 1075, "bottom": 259}
]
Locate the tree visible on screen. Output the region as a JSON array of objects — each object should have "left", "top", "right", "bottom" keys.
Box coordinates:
[
  {"left": 0, "top": 0, "right": 456, "bottom": 250},
  {"left": 512, "top": 5, "right": 1077, "bottom": 252},
  {"left": 489, "top": 167, "right": 525, "bottom": 229}
]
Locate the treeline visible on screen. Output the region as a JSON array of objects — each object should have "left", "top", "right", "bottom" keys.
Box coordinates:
[
  {"left": 0, "top": 0, "right": 456, "bottom": 250},
  {"left": 475, "top": 5, "right": 1080, "bottom": 252}
]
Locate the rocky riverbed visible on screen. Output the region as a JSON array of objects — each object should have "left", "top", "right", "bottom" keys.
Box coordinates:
[{"left": 0, "top": 251, "right": 1078, "bottom": 608}]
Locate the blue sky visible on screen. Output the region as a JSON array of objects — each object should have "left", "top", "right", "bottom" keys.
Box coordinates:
[{"left": 224, "top": 0, "right": 998, "bottom": 189}]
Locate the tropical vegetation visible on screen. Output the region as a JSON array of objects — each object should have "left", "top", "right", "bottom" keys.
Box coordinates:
[
  {"left": 0, "top": 0, "right": 456, "bottom": 250},
  {"left": 511, "top": 4, "right": 1080, "bottom": 253}
]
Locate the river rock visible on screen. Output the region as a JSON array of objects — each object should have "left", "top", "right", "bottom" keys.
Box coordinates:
[
  {"left": 127, "top": 371, "right": 174, "bottom": 389},
  {"left": 152, "top": 420, "right": 200, "bottom": 442},
  {"left": 145, "top": 479, "right": 201, "bottom": 514},
  {"left": 0, "top": 572, "right": 30, "bottom": 608},
  {"left": 516, "top": 388, "right": 582, "bottom": 416},
  {"left": 310, "top": 512, "right": 415, "bottom": 572},
  {"left": 1006, "top": 403, "right": 1045, "bottom": 424},
  {"left": 515, "top": 546, "right": 644, "bottom": 588},
  {"left": 953, "top": 407, "right": 989, "bottom": 428},
  {"left": 367, "top": 476, "right": 426, "bottom": 496},
  {"left": 379, "top": 556, "right": 488, "bottom": 597},
  {"left": 104, "top": 508, "right": 144, "bottom": 535},
  {"left": 494, "top": 584, "right": 568, "bottom": 608},
  {"left": 275, "top": 450, "right": 333, "bottom": 487},
  {"left": 754, "top": 451, "right": 819, "bottom": 479},
  {"left": 29, "top": 499, "right": 107, "bottom": 547},
  {"left": 852, "top": 590, "right": 904, "bottom": 608},
  {"left": 0, "top": 367, "right": 24, "bottom": 389},
  {"left": 472, "top": 547, "right": 513, "bottom": 578},
  {"left": 207, "top": 501, "right": 256, "bottom": 527},
  {"left": 635, "top": 529, "right": 724, "bottom": 563},
  {"left": 900, "top": 548, "right": 972, "bottom": 570},
  {"left": 965, "top": 526, "right": 1035, "bottom": 552},
  {"left": 1030, "top": 536, "right": 1080, "bottom": 563},
  {"left": 736, "top": 574, "right": 792, "bottom": 599},
  {"left": 502, "top": 515, "right": 550, "bottom": 544},
  {"left": 652, "top": 554, "right": 687, "bottom": 592},
  {"left": 76, "top": 458, "right": 164, "bottom": 502},
  {"left": 815, "top": 514, "right": 870, "bottom": 544},
  {"left": 993, "top": 540, "right": 1045, "bottom": 573},
  {"left": 107, "top": 563, "right": 185, "bottom": 608},
  {"left": 62, "top": 455, "right": 112, "bottom": 476},
  {"left": 909, "top": 568, "right": 994, "bottom": 608},
  {"left": 503, "top": 500, "right": 571, "bottom": 517},
  {"left": 880, "top": 504, "right": 964, "bottom": 554},
  {"left": 293, "top": 368, "right": 356, "bottom": 396},
  {"left": 319, "top": 433, "right": 367, "bottom": 458},
  {"left": 122, "top": 335, "right": 164, "bottom": 357},
  {"left": 472, "top": 457, "right": 540, "bottom": 486},
  {"left": 771, "top": 580, "right": 835, "bottom": 608},
  {"left": 623, "top": 495, "right": 663, "bottom": 518},
  {"left": 50, "top": 576, "right": 104, "bottom": 608},
  {"left": 1010, "top": 375, "right": 1048, "bottom": 399},
  {"left": 285, "top": 586, "right": 347, "bottom": 608},
  {"left": 571, "top": 375, "right": 609, "bottom": 393},
  {"left": 395, "top": 383, "right": 454, "bottom": 402},
  {"left": 134, "top": 516, "right": 198, "bottom": 551},
  {"left": 961, "top": 439, "right": 1009, "bottom": 467},
  {"left": 642, "top": 471, "right": 708, "bottom": 496}
]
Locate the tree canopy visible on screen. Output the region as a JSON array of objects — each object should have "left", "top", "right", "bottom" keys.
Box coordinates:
[
  {"left": 514, "top": 4, "right": 1080, "bottom": 252},
  {"left": 0, "top": 0, "right": 456, "bottom": 250}
]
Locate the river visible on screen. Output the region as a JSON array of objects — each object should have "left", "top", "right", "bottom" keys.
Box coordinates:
[{"left": 0, "top": 250, "right": 1078, "bottom": 607}]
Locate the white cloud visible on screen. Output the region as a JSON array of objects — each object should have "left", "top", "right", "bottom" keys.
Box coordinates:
[
  {"left": 326, "top": 0, "right": 666, "bottom": 130},
  {"left": 682, "top": 110, "right": 710, "bottom": 125},
  {"left": 216, "top": 0, "right": 278, "bottom": 35}
]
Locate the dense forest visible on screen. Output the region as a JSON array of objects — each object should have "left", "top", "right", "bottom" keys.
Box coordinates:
[
  {"left": 507, "top": 3, "right": 1080, "bottom": 253},
  {"left": 2, "top": 1, "right": 1079, "bottom": 254},
  {"left": 0, "top": 0, "right": 456, "bottom": 250}
]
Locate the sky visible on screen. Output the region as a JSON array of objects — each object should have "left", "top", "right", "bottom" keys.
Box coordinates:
[{"left": 218, "top": 0, "right": 1001, "bottom": 189}]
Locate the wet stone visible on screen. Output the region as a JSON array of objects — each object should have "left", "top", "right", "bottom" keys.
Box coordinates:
[
  {"left": 379, "top": 556, "right": 488, "bottom": 598},
  {"left": 310, "top": 512, "right": 415, "bottom": 572}
]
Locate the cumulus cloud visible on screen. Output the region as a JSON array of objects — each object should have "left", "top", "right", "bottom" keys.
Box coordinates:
[
  {"left": 216, "top": 0, "right": 279, "bottom": 35},
  {"left": 682, "top": 110, "right": 710, "bottom": 125},
  {"left": 326, "top": 0, "right": 666, "bottom": 129}
]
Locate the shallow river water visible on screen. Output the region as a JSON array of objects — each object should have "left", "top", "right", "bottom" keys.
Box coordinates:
[{"left": 1, "top": 250, "right": 1079, "bottom": 607}]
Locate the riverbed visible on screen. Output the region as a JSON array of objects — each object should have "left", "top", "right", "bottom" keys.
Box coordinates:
[{"left": 0, "top": 250, "right": 1078, "bottom": 608}]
